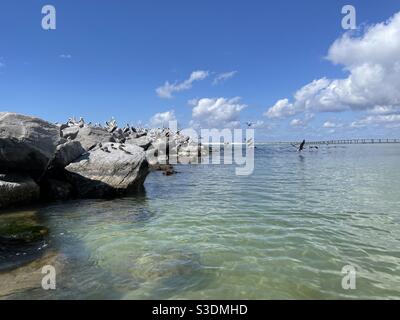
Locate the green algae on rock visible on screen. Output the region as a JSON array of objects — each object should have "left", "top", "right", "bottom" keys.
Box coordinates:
[{"left": 0, "top": 211, "right": 49, "bottom": 244}]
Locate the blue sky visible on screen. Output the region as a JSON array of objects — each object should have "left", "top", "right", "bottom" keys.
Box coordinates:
[{"left": 1, "top": 0, "right": 400, "bottom": 140}]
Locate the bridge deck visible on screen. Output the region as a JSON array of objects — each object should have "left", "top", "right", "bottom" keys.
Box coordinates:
[
  {"left": 304, "top": 139, "right": 400, "bottom": 145},
  {"left": 257, "top": 139, "right": 400, "bottom": 145}
]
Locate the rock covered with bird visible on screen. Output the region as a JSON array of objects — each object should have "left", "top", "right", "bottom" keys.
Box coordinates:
[{"left": 0, "top": 112, "right": 207, "bottom": 209}]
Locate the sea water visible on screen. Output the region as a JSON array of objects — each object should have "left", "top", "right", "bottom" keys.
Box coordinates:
[{"left": 1, "top": 144, "right": 399, "bottom": 299}]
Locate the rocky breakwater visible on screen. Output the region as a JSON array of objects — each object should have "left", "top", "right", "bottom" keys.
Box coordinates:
[
  {"left": 0, "top": 113, "right": 208, "bottom": 209},
  {"left": 0, "top": 113, "right": 149, "bottom": 209}
]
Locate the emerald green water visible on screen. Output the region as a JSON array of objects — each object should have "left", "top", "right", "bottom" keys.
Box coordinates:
[{"left": 1, "top": 144, "right": 400, "bottom": 299}]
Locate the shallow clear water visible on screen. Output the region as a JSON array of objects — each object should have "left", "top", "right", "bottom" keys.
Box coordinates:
[{"left": 1, "top": 144, "right": 400, "bottom": 299}]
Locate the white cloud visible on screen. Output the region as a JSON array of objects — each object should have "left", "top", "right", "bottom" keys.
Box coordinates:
[
  {"left": 323, "top": 121, "right": 342, "bottom": 128},
  {"left": 149, "top": 110, "right": 177, "bottom": 127},
  {"left": 251, "top": 120, "right": 267, "bottom": 129},
  {"left": 190, "top": 97, "right": 247, "bottom": 128},
  {"left": 265, "top": 12, "right": 400, "bottom": 126},
  {"left": 59, "top": 54, "right": 72, "bottom": 59},
  {"left": 156, "top": 70, "right": 209, "bottom": 98},
  {"left": 290, "top": 119, "right": 305, "bottom": 127},
  {"left": 323, "top": 121, "right": 336, "bottom": 128},
  {"left": 264, "top": 98, "right": 296, "bottom": 118},
  {"left": 368, "top": 105, "right": 400, "bottom": 115},
  {"left": 351, "top": 114, "right": 400, "bottom": 128},
  {"left": 213, "top": 71, "right": 238, "bottom": 85}
]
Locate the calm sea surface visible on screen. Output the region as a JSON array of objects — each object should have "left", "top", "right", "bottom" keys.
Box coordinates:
[{"left": 1, "top": 144, "right": 400, "bottom": 299}]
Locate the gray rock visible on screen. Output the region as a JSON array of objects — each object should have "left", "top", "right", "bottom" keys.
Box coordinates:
[
  {"left": 65, "top": 143, "right": 149, "bottom": 198},
  {"left": 74, "top": 126, "right": 115, "bottom": 150},
  {"left": 41, "top": 179, "right": 73, "bottom": 200},
  {"left": 61, "top": 126, "right": 79, "bottom": 140},
  {"left": 126, "top": 136, "right": 152, "bottom": 150},
  {"left": 51, "top": 140, "right": 86, "bottom": 168},
  {"left": 0, "top": 174, "right": 40, "bottom": 209},
  {"left": 0, "top": 112, "right": 61, "bottom": 177},
  {"left": 145, "top": 147, "right": 159, "bottom": 166}
]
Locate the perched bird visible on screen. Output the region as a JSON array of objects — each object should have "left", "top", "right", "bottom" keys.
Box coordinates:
[
  {"left": 78, "top": 117, "right": 85, "bottom": 128},
  {"left": 123, "top": 125, "right": 131, "bottom": 134},
  {"left": 87, "top": 144, "right": 97, "bottom": 151}
]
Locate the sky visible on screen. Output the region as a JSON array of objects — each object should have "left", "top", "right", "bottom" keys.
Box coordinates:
[{"left": 1, "top": 0, "right": 400, "bottom": 141}]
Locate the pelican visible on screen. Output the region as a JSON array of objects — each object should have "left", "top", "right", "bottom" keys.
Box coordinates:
[{"left": 78, "top": 117, "right": 85, "bottom": 128}]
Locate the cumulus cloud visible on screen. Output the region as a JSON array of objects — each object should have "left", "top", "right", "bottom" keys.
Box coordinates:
[
  {"left": 156, "top": 70, "right": 209, "bottom": 98},
  {"left": 290, "top": 119, "right": 306, "bottom": 127},
  {"left": 264, "top": 99, "right": 296, "bottom": 118},
  {"left": 250, "top": 120, "right": 267, "bottom": 129},
  {"left": 351, "top": 114, "right": 400, "bottom": 128},
  {"left": 190, "top": 97, "right": 247, "bottom": 128},
  {"left": 265, "top": 12, "right": 400, "bottom": 126},
  {"left": 323, "top": 121, "right": 343, "bottom": 128},
  {"left": 368, "top": 105, "right": 400, "bottom": 115},
  {"left": 213, "top": 71, "right": 238, "bottom": 85},
  {"left": 150, "top": 110, "right": 177, "bottom": 127},
  {"left": 59, "top": 54, "right": 72, "bottom": 59}
]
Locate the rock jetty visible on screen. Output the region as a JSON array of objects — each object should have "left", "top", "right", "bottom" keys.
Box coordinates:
[{"left": 0, "top": 112, "right": 207, "bottom": 209}]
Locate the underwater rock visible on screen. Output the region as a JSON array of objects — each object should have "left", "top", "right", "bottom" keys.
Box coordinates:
[
  {"left": 0, "top": 251, "right": 64, "bottom": 298},
  {"left": 130, "top": 249, "right": 202, "bottom": 281},
  {"left": 0, "top": 220, "right": 48, "bottom": 244},
  {"left": 92, "top": 245, "right": 202, "bottom": 285}
]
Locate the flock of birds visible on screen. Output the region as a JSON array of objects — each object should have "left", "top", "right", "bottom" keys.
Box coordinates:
[
  {"left": 59, "top": 116, "right": 200, "bottom": 155},
  {"left": 61, "top": 118, "right": 315, "bottom": 153}
]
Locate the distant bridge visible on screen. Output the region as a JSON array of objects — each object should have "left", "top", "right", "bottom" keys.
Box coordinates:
[
  {"left": 304, "top": 139, "right": 400, "bottom": 145},
  {"left": 258, "top": 139, "right": 400, "bottom": 145}
]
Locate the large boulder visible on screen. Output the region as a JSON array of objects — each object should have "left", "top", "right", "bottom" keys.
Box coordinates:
[
  {"left": 0, "top": 174, "right": 40, "bottom": 209},
  {"left": 150, "top": 137, "right": 175, "bottom": 155},
  {"left": 126, "top": 136, "right": 153, "bottom": 150},
  {"left": 51, "top": 140, "right": 86, "bottom": 168},
  {"left": 61, "top": 126, "right": 79, "bottom": 140},
  {"left": 0, "top": 112, "right": 61, "bottom": 177},
  {"left": 74, "top": 126, "right": 115, "bottom": 150},
  {"left": 40, "top": 178, "right": 74, "bottom": 201},
  {"left": 65, "top": 143, "right": 149, "bottom": 198}
]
